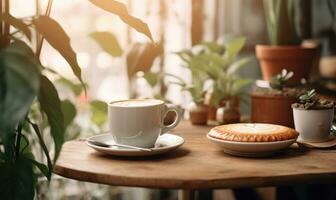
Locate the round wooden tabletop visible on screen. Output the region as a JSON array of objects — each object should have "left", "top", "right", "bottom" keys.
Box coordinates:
[{"left": 54, "top": 121, "right": 336, "bottom": 190}]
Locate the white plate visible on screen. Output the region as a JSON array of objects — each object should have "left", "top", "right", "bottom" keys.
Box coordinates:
[
  {"left": 86, "top": 133, "right": 184, "bottom": 157},
  {"left": 207, "top": 134, "right": 297, "bottom": 157}
]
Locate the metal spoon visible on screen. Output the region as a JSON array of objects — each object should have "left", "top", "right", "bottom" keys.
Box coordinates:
[{"left": 87, "top": 139, "right": 152, "bottom": 152}]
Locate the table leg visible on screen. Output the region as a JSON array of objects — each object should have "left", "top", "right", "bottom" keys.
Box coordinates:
[{"left": 178, "top": 190, "right": 195, "bottom": 200}]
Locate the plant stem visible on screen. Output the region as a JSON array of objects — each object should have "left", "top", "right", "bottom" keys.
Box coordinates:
[
  {"left": 4, "top": 0, "right": 9, "bottom": 44},
  {"left": 15, "top": 122, "right": 23, "bottom": 160},
  {"left": 36, "top": 0, "right": 53, "bottom": 58}
]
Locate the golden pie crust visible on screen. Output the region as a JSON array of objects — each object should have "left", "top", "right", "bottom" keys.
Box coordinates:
[{"left": 208, "top": 123, "right": 299, "bottom": 142}]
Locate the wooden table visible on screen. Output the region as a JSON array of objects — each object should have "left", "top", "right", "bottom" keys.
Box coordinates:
[{"left": 54, "top": 121, "right": 336, "bottom": 200}]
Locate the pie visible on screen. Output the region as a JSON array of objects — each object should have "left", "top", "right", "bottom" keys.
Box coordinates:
[{"left": 208, "top": 123, "right": 299, "bottom": 142}]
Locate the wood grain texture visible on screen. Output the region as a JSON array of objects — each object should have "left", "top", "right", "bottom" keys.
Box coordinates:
[{"left": 54, "top": 121, "right": 336, "bottom": 189}]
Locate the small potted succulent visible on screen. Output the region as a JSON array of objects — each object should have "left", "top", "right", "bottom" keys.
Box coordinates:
[
  {"left": 256, "top": 0, "right": 317, "bottom": 85},
  {"left": 292, "top": 89, "right": 335, "bottom": 142},
  {"left": 251, "top": 69, "right": 302, "bottom": 128}
]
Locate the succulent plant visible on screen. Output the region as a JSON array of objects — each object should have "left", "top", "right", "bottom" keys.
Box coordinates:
[
  {"left": 293, "top": 89, "right": 335, "bottom": 110},
  {"left": 299, "top": 89, "right": 316, "bottom": 103},
  {"left": 269, "top": 69, "right": 294, "bottom": 90}
]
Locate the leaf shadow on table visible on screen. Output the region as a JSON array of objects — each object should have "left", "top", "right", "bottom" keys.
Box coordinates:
[{"left": 91, "top": 147, "right": 191, "bottom": 161}]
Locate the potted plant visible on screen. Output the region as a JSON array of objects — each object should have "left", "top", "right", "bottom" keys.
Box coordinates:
[
  {"left": 251, "top": 69, "right": 303, "bottom": 128},
  {"left": 173, "top": 50, "right": 209, "bottom": 125},
  {"left": 194, "top": 37, "right": 252, "bottom": 122},
  {"left": 256, "top": 0, "right": 317, "bottom": 85},
  {"left": 0, "top": 0, "right": 153, "bottom": 198},
  {"left": 292, "top": 89, "right": 335, "bottom": 142}
]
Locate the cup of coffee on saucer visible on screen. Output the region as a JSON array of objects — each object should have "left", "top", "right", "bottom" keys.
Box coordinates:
[{"left": 108, "top": 99, "right": 182, "bottom": 148}]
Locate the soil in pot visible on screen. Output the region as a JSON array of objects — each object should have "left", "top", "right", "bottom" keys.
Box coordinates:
[
  {"left": 256, "top": 45, "right": 317, "bottom": 85},
  {"left": 188, "top": 102, "right": 209, "bottom": 125},
  {"left": 251, "top": 88, "right": 303, "bottom": 128}
]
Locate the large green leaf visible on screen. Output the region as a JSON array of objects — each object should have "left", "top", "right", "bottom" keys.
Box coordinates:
[
  {"left": 126, "top": 42, "right": 163, "bottom": 78},
  {"left": 34, "top": 16, "right": 84, "bottom": 85},
  {"left": 90, "top": 31, "right": 123, "bottom": 57},
  {"left": 0, "top": 41, "right": 40, "bottom": 140},
  {"left": 1, "top": 14, "right": 31, "bottom": 40},
  {"left": 38, "top": 75, "right": 64, "bottom": 162},
  {"left": 0, "top": 152, "right": 36, "bottom": 200},
  {"left": 89, "top": 0, "right": 154, "bottom": 42}
]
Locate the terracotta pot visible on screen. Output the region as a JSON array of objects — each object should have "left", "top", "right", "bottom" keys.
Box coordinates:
[
  {"left": 216, "top": 102, "right": 241, "bottom": 125},
  {"left": 188, "top": 102, "right": 209, "bottom": 125},
  {"left": 208, "top": 98, "right": 240, "bottom": 121},
  {"left": 256, "top": 45, "right": 317, "bottom": 85},
  {"left": 319, "top": 56, "right": 336, "bottom": 79},
  {"left": 251, "top": 93, "right": 297, "bottom": 128}
]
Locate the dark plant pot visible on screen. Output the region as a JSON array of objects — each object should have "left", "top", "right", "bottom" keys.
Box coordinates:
[
  {"left": 207, "top": 97, "right": 240, "bottom": 121},
  {"left": 189, "top": 102, "right": 209, "bottom": 125},
  {"left": 251, "top": 93, "right": 297, "bottom": 128},
  {"left": 256, "top": 45, "right": 317, "bottom": 85}
]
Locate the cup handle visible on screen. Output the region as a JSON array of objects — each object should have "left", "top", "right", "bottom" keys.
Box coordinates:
[{"left": 161, "top": 104, "right": 182, "bottom": 134}]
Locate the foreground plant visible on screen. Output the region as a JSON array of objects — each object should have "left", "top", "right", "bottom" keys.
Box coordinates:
[{"left": 0, "top": 0, "right": 153, "bottom": 199}]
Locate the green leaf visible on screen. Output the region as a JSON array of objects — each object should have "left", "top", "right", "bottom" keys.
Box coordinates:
[
  {"left": 61, "top": 100, "right": 77, "bottom": 128},
  {"left": 89, "top": 100, "right": 107, "bottom": 127},
  {"left": 56, "top": 78, "right": 83, "bottom": 96},
  {"left": 143, "top": 72, "right": 160, "bottom": 87},
  {"left": 231, "top": 79, "right": 253, "bottom": 96},
  {"left": 38, "top": 75, "right": 64, "bottom": 162},
  {"left": 227, "top": 57, "right": 252, "bottom": 75},
  {"left": 126, "top": 42, "right": 163, "bottom": 78},
  {"left": 27, "top": 119, "right": 52, "bottom": 180},
  {"left": 90, "top": 31, "right": 123, "bottom": 57},
  {"left": 224, "top": 37, "right": 246, "bottom": 63},
  {"left": 0, "top": 41, "right": 40, "bottom": 139},
  {"left": 89, "top": 0, "right": 154, "bottom": 42},
  {"left": 34, "top": 16, "right": 84, "bottom": 86},
  {"left": 0, "top": 153, "right": 36, "bottom": 200},
  {"left": 201, "top": 41, "right": 224, "bottom": 54},
  {"left": 1, "top": 14, "right": 31, "bottom": 40}
]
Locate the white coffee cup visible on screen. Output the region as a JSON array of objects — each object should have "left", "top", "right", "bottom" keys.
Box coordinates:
[{"left": 108, "top": 99, "right": 182, "bottom": 148}]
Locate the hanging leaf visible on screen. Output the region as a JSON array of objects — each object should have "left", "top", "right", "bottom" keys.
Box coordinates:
[
  {"left": 0, "top": 41, "right": 40, "bottom": 140},
  {"left": 89, "top": 0, "right": 154, "bottom": 42},
  {"left": 90, "top": 31, "right": 123, "bottom": 57},
  {"left": 38, "top": 75, "right": 64, "bottom": 162},
  {"left": 126, "top": 42, "right": 163, "bottom": 78},
  {"left": 61, "top": 100, "right": 77, "bottom": 128},
  {"left": 1, "top": 14, "right": 31, "bottom": 40},
  {"left": 34, "top": 16, "right": 84, "bottom": 86}
]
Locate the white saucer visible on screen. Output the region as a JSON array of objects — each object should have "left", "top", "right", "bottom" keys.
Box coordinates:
[
  {"left": 207, "top": 134, "right": 297, "bottom": 157},
  {"left": 86, "top": 133, "right": 184, "bottom": 157},
  {"left": 297, "top": 134, "right": 336, "bottom": 149}
]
